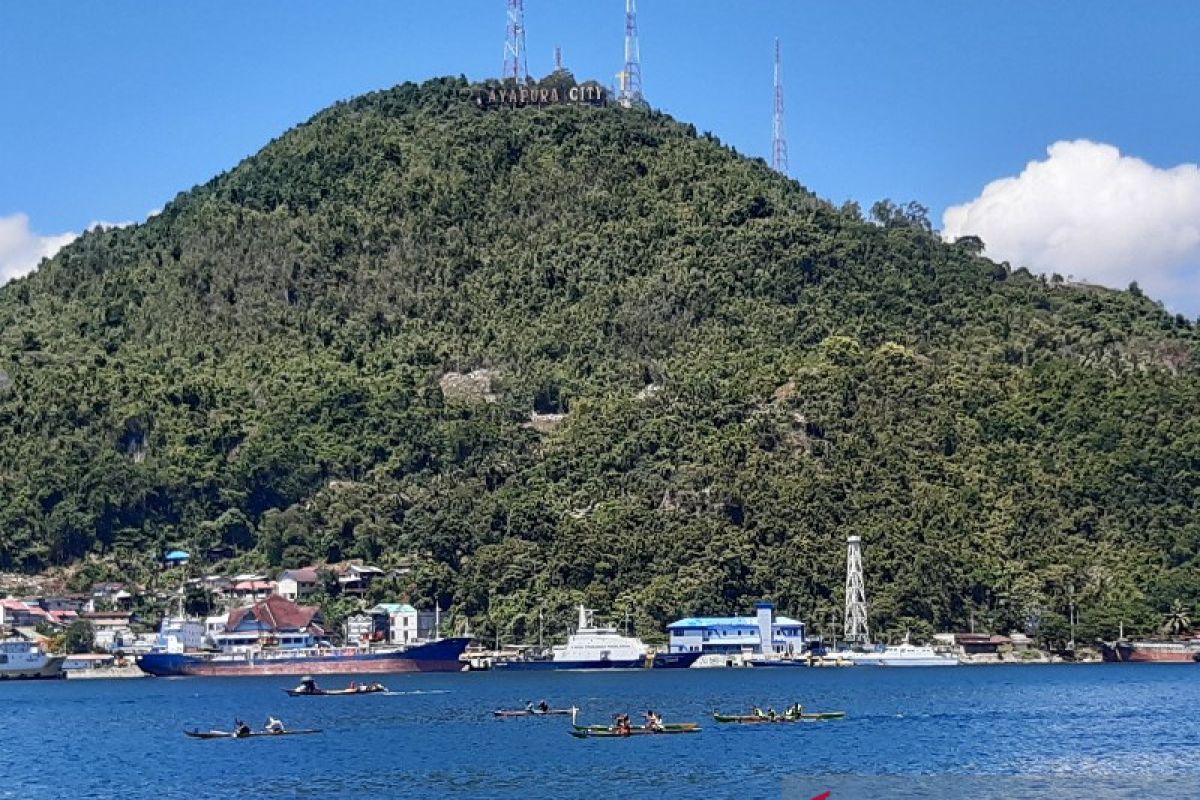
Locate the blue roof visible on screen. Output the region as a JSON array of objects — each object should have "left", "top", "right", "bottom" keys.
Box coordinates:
[
  {"left": 164, "top": 550, "right": 191, "bottom": 560},
  {"left": 667, "top": 615, "right": 803, "bottom": 629}
]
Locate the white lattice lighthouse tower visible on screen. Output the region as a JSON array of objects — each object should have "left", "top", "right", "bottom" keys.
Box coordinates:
[
  {"left": 771, "top": 38, "right": 788, "bottom": 175},
  {"left": 844, "top": 535, "right": 870, "bottom": 645},
  {"left": 503, "top": 0, "right": 528, "bottom": 83},
  {"left": 617, "top": 0, "right": 644, "bottom": 107}
]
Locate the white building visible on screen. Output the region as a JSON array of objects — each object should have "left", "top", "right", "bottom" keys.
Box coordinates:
[
  {"left": 667, "top": 602, "right": 806, "bottom": 657},
  {"left": 361, "top": 603, "right": 438, "bottom": 645},
  {"left": 276, "top": 568, "right": 320, "bottom": 602}
]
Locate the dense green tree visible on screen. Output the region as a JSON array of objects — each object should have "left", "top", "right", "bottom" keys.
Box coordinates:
[{"left": 0, "top": 76, "right": 1197, "bottom": 643}]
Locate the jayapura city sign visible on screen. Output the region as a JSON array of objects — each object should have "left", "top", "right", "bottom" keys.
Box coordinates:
[{"left": 475, "top": 83, "right": 608, "bottom": 110}]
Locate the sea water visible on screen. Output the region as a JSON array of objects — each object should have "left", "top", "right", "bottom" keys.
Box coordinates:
[{"left": 3, "top": 664, "right": 1198, "bottom": 799}]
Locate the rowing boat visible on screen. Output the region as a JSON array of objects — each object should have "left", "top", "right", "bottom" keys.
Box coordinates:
[
  {"left": 712, "top": 710, "right": 846, "bottom": 723},
  {"left": 184, "top": 728, "right": 322, "bottom": 739},
  {"left": 569, "top": 709, "right": 700, "bottom": 737},
  {"left": 493, "top": 708, "right": 574, "bottom": 717},
  {"left": 569, "top": 724, "right": 701, "bottom": 738},
  {"left": 285, "top": 685, "right": 387, "bottom": 697}
]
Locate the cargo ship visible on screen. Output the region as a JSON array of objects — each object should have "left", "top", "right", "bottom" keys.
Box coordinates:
[
  {"left": 1099, "top": 638, "right": 1200, "bottom": 663},
  {"left": 491, "top": 606, "right": 701, "bottom": 671},
  {"left": 136, "top": 637, "right": 471, "bottom": 677}
]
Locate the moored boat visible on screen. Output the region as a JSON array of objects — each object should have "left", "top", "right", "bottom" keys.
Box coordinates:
[
  {"left": 491, "top": 606, "right": 701, "bottom": 671},
  {"left": 843, "top": 636, "right": 958, "bottom": 667},
  {"left": 138, "top": 636, "right": 470, "bottom": 677},
  {"left": 0, "top": 639, "right": 65, "bottom": 680},
  {"left": 1099, "top": 638, "right": 1200, "bottom": 663}
]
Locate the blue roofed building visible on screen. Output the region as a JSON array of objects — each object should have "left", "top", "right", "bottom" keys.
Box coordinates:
[{"left": 667, "top": 602, "right": 806, "bottom": 657}]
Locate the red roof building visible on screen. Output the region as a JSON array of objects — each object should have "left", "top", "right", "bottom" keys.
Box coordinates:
[{"left": 225, "top": 596, "right": 324, "bottom": 636}]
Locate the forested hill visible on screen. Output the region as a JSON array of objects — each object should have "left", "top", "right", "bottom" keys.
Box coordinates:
[{"left": 2, "top": 75, "right": 1198, "bottom": 643}]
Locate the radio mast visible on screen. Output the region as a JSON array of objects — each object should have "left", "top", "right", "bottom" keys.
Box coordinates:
[
  {"left": 844, "top": 535, "right": 870, "bottom": 645},
  {"left": 503, "top": 0, "right": 528, "bottom": 83},
  {"left": 772, "top": 38, "right": 788, "bottom": 175},
  {"left": 617, "top": 0, "right": 644, "bottom": 107}
]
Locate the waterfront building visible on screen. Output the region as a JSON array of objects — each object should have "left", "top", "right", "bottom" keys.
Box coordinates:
[
  {"left": 211, "top": 595, "right": 325, "bottom": 651},
  {"left": 667, "top": 602, "right": 806, "bottom": 657},
  {"left": 349, "top": 604, "right": 438, "bottom": 645},
  {"left": 82, "top": 611, "right": 138, "bottom": 652}
]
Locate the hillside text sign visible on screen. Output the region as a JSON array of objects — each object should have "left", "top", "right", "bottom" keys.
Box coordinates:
[{"left": 476, "top": 84, "right": 608, "bottom": 110}]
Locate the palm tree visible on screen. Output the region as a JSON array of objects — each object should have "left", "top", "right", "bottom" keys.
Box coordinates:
[{"left": 1161, "top": 600, "right": 1192, "bottom": 637}]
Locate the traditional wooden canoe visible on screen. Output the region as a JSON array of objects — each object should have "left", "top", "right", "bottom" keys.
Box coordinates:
[
  {"left": 569, "top": 725, "right": 701, "bottom": 738},
  {"left": 184, "top": 729, "right": 322, "bottom": 739},
  {"left": 285, "top": 685, "right": 387, "bottom": 697},
  {"left": 712, "top": 710, "right": 846, "bottom": 723},
  {"left": 493, "top": 708, "right": 575, "bottom": 717}
]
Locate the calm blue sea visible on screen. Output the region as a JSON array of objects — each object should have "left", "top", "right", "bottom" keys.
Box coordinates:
[{"left": 3, "top": 664, "right": 1197, "bottom": 799}]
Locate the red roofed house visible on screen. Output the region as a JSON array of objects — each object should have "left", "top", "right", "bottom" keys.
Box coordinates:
[
  {"left": 1, "top": 599, "right": 53, "bottom": 629},
  {"left": 229, "top": 580, "right": 276, "bottom": 603},
  {"left": 212, "top": 596, "right": 325, "bottom": 651}
]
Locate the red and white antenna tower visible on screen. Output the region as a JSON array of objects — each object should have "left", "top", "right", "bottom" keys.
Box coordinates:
[
  {"left": 617, "top": 0, "right": 643, "bottom": 107},
  {"left": 772, "top": 38, "right": 789, "bottom": 175},
  {"left": 503, "top": 0, "right": 528, "bottom": 83}
]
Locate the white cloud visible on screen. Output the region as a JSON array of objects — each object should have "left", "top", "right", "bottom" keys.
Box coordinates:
[
  {"left": 943, "top": 140, "right": 1200, "bottom": 314},
  {"left": 0, "top": 214, "right": 142, "bottom": 285},
  {"left": 0, "top": 213, "right": 77, "bottom": 284}
]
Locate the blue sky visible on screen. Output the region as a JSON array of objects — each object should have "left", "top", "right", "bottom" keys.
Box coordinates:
[{"left": 3, "top": 1, "right": 1200, "bottom": 311}]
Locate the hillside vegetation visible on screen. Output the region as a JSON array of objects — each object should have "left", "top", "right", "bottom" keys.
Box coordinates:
[{"left": 2, "top": 76, "right": 1198, "bottom": 643}]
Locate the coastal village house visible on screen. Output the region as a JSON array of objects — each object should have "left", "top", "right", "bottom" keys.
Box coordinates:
[
  {"left": 276, "top": 567, "right": 320, "bottom": 602},
  {"left": 212, "top": 595, "right": 324, "bottom": 651},
  {"left": 83, "top": 611, "right": 139, "bottom": 652},
  {"left": 1, "top": 598, "right": 53, "bottom": 630},
  {"left": 88, "top": 582, "right": 136, "bottom": 612},
  {"left": 667, "top": 602, "right": 806, "bottom": 657},
  {"left": 336, "top": 564, "right": 385, "bottom": 597},
  {"left": 229, "top": 574, "right": 275, "bottom": 603}
]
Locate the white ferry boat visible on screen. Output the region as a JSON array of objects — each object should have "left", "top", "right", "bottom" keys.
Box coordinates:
[
  {"left": 0, "top": 639, "right": 65, "bottom": 679},
  {"left": 846, "top": 635, "right": 959, "bottom": 667},
  {"left": 492, "top": 606, "right": 700, "bottom": 670}
]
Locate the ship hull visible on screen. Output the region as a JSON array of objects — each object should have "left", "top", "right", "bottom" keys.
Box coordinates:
[
  {"left": 136, "top": 637, "right": 470, "bottom": 677},
  {"left": 0, "top": 656, "right": 66, "bottom": 680},
  {"left": 493, "top": 651, "right": 701, "bottom": 671},
  {"left": 1100, "top": 640, "right": 1200, "bottom": 663}
]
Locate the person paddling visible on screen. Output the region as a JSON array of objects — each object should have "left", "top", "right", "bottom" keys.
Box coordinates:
[
  {"left": 234, "top": 719, "right": 251, "bottom": 738},
  {"left": 265, "top": 716, "right": 285, "bottom": 734}
]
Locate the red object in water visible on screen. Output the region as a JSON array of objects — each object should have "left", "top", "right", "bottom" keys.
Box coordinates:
[{"left": 811, "top": 793, "right": 832, "bottom": 800}]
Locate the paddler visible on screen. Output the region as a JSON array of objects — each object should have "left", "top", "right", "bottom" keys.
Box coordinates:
[
  {"left": 538, "top": 700, "right": 550, "bottom": 713},
  {"left": 234, "top": 719, "right": 251, "bottom": 738},
  {"left": 265, "top": 716, "right": 285, "bottom": 734}
]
